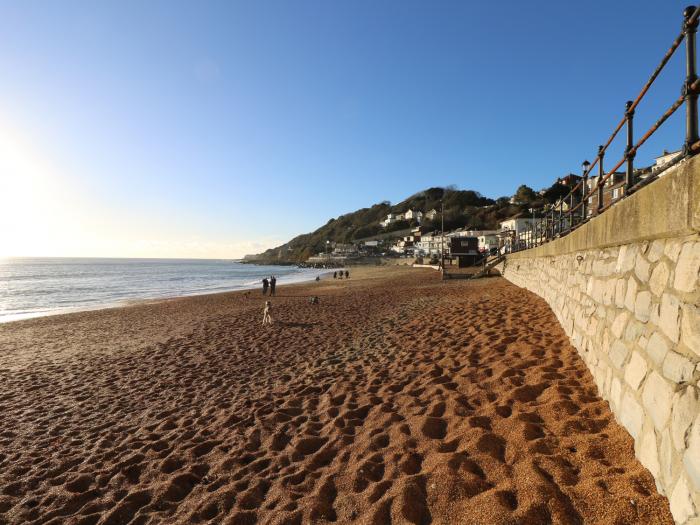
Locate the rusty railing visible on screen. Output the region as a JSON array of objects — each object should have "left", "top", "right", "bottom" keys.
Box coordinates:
[{"left": 509, "top": 5, "right": 700, "bottom": 253}]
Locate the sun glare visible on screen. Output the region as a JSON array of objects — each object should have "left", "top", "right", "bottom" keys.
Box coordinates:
[{"left": 0, "top": 122, "right": 78, "bottom": 257}]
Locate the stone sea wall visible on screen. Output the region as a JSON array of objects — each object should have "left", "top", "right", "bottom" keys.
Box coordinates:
[{"left": 498, "top": 157, "right": 700, "bottom": 524}]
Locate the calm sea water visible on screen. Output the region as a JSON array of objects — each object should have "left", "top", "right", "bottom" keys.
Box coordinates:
[{"left": 0, "top": 258, "right": 327, "bottom": 323}]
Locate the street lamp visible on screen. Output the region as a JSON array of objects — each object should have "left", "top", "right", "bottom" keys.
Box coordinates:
[
  {"left": 582, "top": 160, "right": 591, "bottom": 221},
  {"left": 440, "top": 198, "right": 445, "bottom": 272}
]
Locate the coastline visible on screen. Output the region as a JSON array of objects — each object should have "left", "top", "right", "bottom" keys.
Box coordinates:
[
  {"left": 0, "top": 266, "right": 672, "bottom": 524},
  {"left": 0, "top": 263, "right": 332, "bottom": 325}
]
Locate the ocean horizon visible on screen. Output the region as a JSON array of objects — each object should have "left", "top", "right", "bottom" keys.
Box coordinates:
[{"left": 0, "top": 257, "right": 326, "bottom": 323}]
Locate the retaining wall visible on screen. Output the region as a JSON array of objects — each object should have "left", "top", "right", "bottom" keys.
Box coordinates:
[{"left": 498, "top": 156, "right": 700, "bottom": 524}]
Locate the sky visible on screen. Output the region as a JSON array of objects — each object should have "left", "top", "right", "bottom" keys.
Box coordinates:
[{"left": 0, "top": 0, "right": 694, "bottom": 258}]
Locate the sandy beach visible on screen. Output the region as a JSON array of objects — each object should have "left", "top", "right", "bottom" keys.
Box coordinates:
[{"left": 0, "top": 266, "right": 673, "bottom": 524}]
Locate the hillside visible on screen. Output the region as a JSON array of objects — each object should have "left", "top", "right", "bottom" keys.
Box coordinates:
[{"left": 244, "top": 184, "right": 564, "bottom": 264}]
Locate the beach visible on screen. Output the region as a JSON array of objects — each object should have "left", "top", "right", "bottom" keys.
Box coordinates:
[{"left": 0, "top": 266, "right": 673, "bottom": 524}]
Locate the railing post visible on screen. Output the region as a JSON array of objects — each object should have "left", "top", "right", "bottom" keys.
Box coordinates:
[
  {"left": 549, "top": 211, "right": 552, "bottom": 238},
  {"left": 558, "top": 200, "right": 563, "bottom": 235},
  {"left": 568, "top": 193, "right": 573, "bottom": 231},
  {"left": 684, "top": 6, "right": 699, "bottom": 153},
  {"left": 582, "top": 160, "right": 590, "bottom": 221},
  {"left": 550, "top": 209, "right": 555, "bottom": 238},
  {"left": 597, "top": 145, "right": 604, "bottom": 214},
  {"left": 625, "top": 100, "right": 635, "bottom": 192}
]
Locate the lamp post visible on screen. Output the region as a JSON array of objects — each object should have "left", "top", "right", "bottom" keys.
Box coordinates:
[
  {"left": 581, "top": 160, "right": 590, "bottom": 223},
  {"left": 440, "top": 198, "right": 445, "bottom": 272}
]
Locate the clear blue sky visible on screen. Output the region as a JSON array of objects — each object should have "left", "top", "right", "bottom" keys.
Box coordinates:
[{"left": 0, "top": 0, "right": 692, "bottom": 257}]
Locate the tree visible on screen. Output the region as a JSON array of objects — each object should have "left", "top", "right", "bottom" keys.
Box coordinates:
[
  {"left": 513, "top": 185, "right": 537, "bottom": 204},
  {"left": 542, "top": 181, "right": 570, "bottom": 204}
]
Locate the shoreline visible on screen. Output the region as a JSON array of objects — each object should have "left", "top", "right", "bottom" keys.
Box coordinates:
[{"left": 0, "top": 265, "right": 334, "bottom": 325}]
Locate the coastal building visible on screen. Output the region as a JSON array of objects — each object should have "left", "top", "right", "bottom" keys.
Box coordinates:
[
  {"left": 424, "top": 209, "right": 438, "bottom": 220},
  {"left": 381, "top": 210, "right": 428, "bottom": 228},
  {"left": 380, "top": 212, "right": 405, "bottom": 228},
  {"left": 499, "top": 216, "right": 537, "bottom": 252},
  {"left": 403, "top": 209, "right": 423, "bottom": 223},
  {"left": 477, "top": 233, "right": 499, "bottom": 252},
  {"left": 414, "top": 231, "right": 448, "bottom": 256},
  {"left": 653, "top": 149, "right": 682, "bottom": 174},
  {"left": 332, "top": 243, "right": 357, "bottom": 255},
  {"left": 583, "top": 151, "right": 680, "bottom": 219},
  {"left": 585, "top": 172, "right": 626, "bottom": 217}
]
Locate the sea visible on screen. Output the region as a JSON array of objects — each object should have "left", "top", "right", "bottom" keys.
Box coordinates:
[{"left": 0, "top": 258, "right": 328, "bottom": 323}]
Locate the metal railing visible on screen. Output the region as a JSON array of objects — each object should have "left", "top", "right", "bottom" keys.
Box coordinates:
[{"left": 510, "top": 5, "right": 700, "bottom": 253}]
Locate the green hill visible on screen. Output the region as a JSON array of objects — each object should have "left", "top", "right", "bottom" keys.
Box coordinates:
[{"left": 245, "top": 184, "right": 563, "bottom": 264}]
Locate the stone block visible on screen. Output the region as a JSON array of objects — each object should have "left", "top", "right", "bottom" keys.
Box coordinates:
[
  {"left": 684, "top": 413, "right": 700, "bottom": 491},
  {"left": 674, "top": 241, "right": 700, "bottom": 293},
  {"left": 672, "top": 386, "right": 699, "bottom": 451},
  {"left": 610, "top": 340, "right": 629, "bottom": 370},
  {"left": 665, "top": 240, "right": 683, "bottom": 262},
  {"left": 624, "top": 320, "right": 644, "bottom": 343},
  {"left": 611, "top": 312, "right": 630, "bottom": 339},
  {"left": 635, "top": 254, "right": 651, "bottom": 283},
  {"left": 642, "top": 371, "right": 675, "bottom": 431},
  {"left": 648, "top": 239, "right": 665, "bottom": 263},
  {"left": 681, "top": 304, "right": 700, "bottom": 357},
  {"left": 611, "top": 377, "right": 622, "bottom": 409},
  {"left": 615, "top": 278, "right": 627, "bottom": 308},
  {"left": 647, "top": 332, "right": 670, "bottom": 366},
  {"left": 660, "top": 293, "right": 681, "bottom": 343},
  {"left": 649, "top": 261, "right": 670, "bottom": 297},
  {"left": 638, "top": 426, "right": 660, "bottom": 480},
  {"left": 663, "top": 351, "right": 696, "bottom": 384},
  {"left": 617, "top": 245, "right": 639, "bottom": 273},
  {"left": 660, "top": 429, "right": 675, "bottom": 488},
  {"left": 670, "top": 476, "right": 698, "bottom": 523},
  {"left": 624, "top": 277, "right": 638, "bottom": 312},
  {"left": 620, "top": 391, "right": 644, "bottom": 439},
  {"left": 624, "top": 352, "right": 648, "bottom": 390},
  {"left": 635, "top": 291, "right": 652, "bottom": 323},
  {"left": 591, "top": 279, "right": 605, "bottom": 303}
]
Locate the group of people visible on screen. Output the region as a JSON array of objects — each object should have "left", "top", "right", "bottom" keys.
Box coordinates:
[
  {"left": 262, "top": 276, "right": 277, "bottom": 296},
  {"left": 261, "top": 269, "right": 348, "bottom": 326}
]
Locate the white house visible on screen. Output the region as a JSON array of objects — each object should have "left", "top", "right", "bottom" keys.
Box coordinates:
[
  {"left": 424, "top": 209, "right": 438, "bottom": 220},
  {"left": 499, "top": 218, "right": 535, "bottom": 236},
  {"left": 415, "top": 232, "right": 448, "bottom": 256},
  {"left": 653, "top": 149, "right": 682, "bottom": 174},
  {"left": 477, "top": 234, "right": 499, "bottom": 252},
  {"left": 380, "top": 212, "right": 406, "bottom": 228},
  {"left": 403, "top": 209, "right": 423, "bottom": 223},
  {"left": 499, "top": 217, "right": 537, "bottom": 252}
]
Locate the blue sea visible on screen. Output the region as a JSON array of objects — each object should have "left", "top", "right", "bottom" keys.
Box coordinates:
[{"left": 0, "top": 258, "right": 327, "bottom": 323}]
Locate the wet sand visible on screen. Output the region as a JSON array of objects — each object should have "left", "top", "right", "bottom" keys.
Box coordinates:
[{"left": 0, "top": 267, "right": 673, "bottom": 524}]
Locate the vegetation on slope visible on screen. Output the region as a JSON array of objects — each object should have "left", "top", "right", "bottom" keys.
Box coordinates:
[{"left": 246, "top": 181, "right": 571, "bottom": 263}]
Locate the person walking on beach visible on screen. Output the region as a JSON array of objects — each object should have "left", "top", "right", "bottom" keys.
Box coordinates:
[
  {"left": 345, "top": 270, "right": 349, "bottom": 278},
  {"left": 262, "top": 301, "right": 273, "bottom": 325},
  {"left": 270, "top": 276, "right": 277, "bottom": 296},
  {"left": 262, "top": 277, "right": 269, "bottom": 295},
  {"left": 333, "top": 271, "right": 337, "bottom": 279}
]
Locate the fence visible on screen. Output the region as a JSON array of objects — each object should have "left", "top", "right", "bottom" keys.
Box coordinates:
[{"left": 510, "top": 5, "right": 700, "bottom": 253}]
